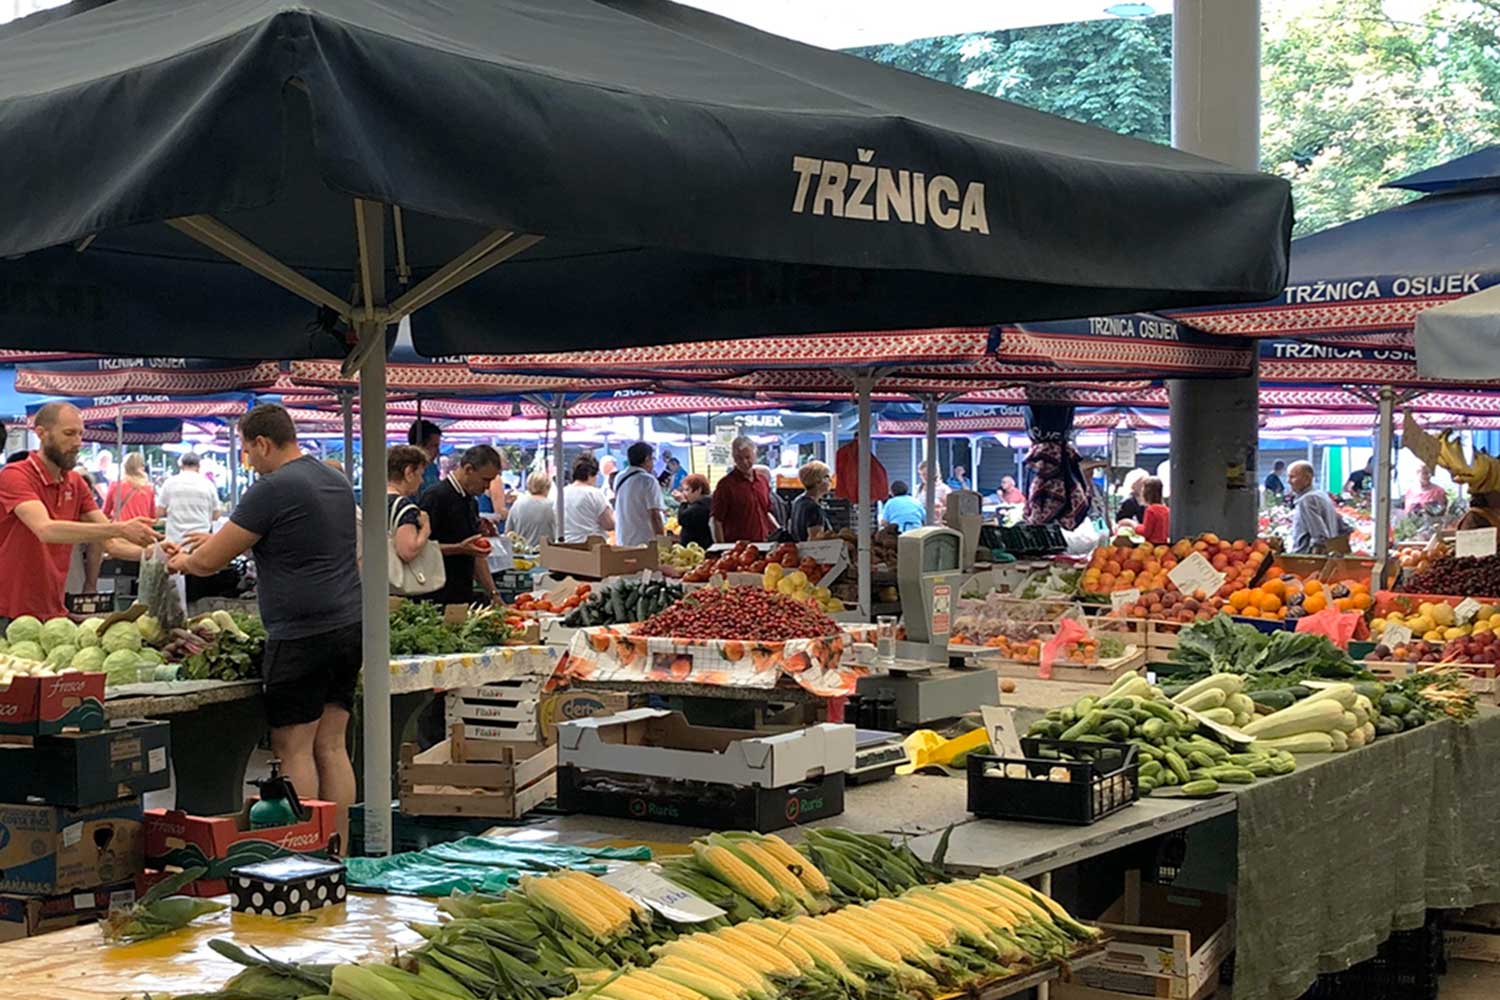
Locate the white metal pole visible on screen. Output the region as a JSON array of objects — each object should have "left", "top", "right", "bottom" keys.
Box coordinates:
[
  {"left": 229, "top": 421, "right": 240, "bottom": 506},
  {"left": 923, "top": 395, "right": 939, "bottom": 524},
  {"left": 971, "top": 436, "right": 982, "bottom": 497},
  {"left": 856, "top": 374, "right": 874, "bottom": 619},
  {"left": 826, "top": 413, "right": 837, "bottom": 464},
  {"left": 1374, "top": 386, "right": 1395, "bottom": 583},
  {"left": 554, "top": 401, "right": 567, "bottom": 541},
  {"left": 358, "top": 332, "right": 389, "bottom": 855},
  {"left": 340, "top": 391, "right": 355, "bottom": 482},
  {"left": 353, "top": 199, "right": 391, "bottom": 857}
]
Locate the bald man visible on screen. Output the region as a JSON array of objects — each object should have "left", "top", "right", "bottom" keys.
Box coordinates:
[{"left": 0, "top": 403, "right": 161, "bottom": 622}]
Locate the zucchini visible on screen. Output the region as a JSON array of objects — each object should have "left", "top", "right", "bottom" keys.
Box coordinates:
[
  {"left": 1187, "top": 750, "right": 1216, "bottom": 769},
  {"left": 1072, "top": 695, "right": 1098, "bottom": 717},
  {"left": 1352, "top": 681, "right": 1387, "bottom": 702},
  {"left": 1163, "top": 751, "right": 1190, "bottom": 785},
  {"left": 1174, "top": 673, "right": 1245, "bottom": 704},
  {"left": 1180, "top": 779, "right": 1221, "bottom": 797},
  {"left": 1204, "top": 766, "right": 1256, "bottom": 784},
  {"left": 1380, "top": 693, "right": 1413, "bottom": 716},
  {"left": 1333, "top": 711, "right": 1359, "bottom": 734},
  {"left": 1252, "top": 732, "right": 1335, "bottom": 754},
  {"left": 1329, "top": 729, "right": 1349, "bottom": 752},
  {"left": 1241, "top": 698, "right": 1345, "bottom": 739},
  {"left": 1374, "top": 716, "right": 1402, "bottom": 737},
  {"left": 1225, "top": 693, "right": 1255, "bottom": 718},
  {"left": 1178, "top": 688, "right": 1228, "bottom": 712},
  {"left": 1140, "top": 718, "right": 1166, "bottom": 740},
  {"left": 1249, "top": 689, "right": 1298, "bottom": 712},
  {"left": 1199, "top": 707, "right": 1237, "bottom": 726},
  {"left": 1189, "top": 738, "right": 1230, "bottom": 762},
  {"left": 1138, "top": 775, "right": 1157, "bottom": 794},
  {"left": 1304, "top": 683, "right": 1357, "bottom": 709}
]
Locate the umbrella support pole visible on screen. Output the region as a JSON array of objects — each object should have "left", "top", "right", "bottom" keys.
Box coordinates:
[
  {"left": 854, "top": 371, "right": 876, "bottom": 619},
  {"left": 340, "top": 391, "right": 355, "bottom": 481},
  {"left": 552, "top": 399, "right": 568, "bottom": 541},
  {"left": 228, "top": 421, "right": 240, "bottom": 506},
  {"left": 922, "top": 394, "right": 938, "bottom": 524}
]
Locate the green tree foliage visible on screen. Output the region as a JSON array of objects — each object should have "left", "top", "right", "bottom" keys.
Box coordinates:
[{"left": 850, "top": 2, "right": 1500, "bottom": 237}]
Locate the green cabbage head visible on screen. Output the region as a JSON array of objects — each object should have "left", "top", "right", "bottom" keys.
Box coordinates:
[{"left": 101, "top": 621, "right": 143, "bottom": 654}]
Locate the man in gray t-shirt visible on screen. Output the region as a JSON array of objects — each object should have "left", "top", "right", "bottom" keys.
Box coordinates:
[{"left": 171, "top": 404, "right": 362, "bottom": 840}]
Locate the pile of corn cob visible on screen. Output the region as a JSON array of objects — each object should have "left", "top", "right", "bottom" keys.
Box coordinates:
[{"left": 172, "top": 829, "right": 1098, "bottom": 1000}]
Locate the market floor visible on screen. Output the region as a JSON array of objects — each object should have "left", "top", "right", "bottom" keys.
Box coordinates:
[{"left": 1441, "top": 959, "right": 1500, "bottom": 997}]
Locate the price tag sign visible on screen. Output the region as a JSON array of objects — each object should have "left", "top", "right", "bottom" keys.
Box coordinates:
[
  {"left": 1110, "top": 588, "right": 1141, "bottom": 612},
  {"left": 1456, "top": 597, "right": 1482, "bottom": 625},
  {"left": 1382, "top": 623, "right": 1413, "bottom": 648},
  {"left": 981, "top": 705, "right": 1025, "bottom": 759},
  {"left": 601, "top": 863, "right": 726, "bottom": 924},
  {"left": 1455, "top": 527, "right": 1498, "bottom": 560},
  {"left": 1168, "top": 551, "right": 1226, "bottom": 600}
]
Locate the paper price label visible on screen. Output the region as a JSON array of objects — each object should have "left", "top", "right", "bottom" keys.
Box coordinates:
[
  {"left": 601, "top": 863, "right": 727, "bottom": 924},
  {"left": 1168, "top": 551, "right": 1226, "bottom": 600},
  {"left": 1381, "top": 623, "right": 1413, "bottom": 648},
  {"left": 1456, "top": 527, "right": 1498, "bottom": 560},
  {"left": 1110, "top": 588, "right": 1141, "bottom": 611},
  {"left": 73, "top": 893, "right": 95, "bottom": 910},
  {"left": 62, "top": 822, "right": 83, "bottom": 848},
  {"left": 1456, "top": 597, "right": 1482, "bottom": 625},
  {"left": 148, "top": 747, "right": 167, "bottom": 773},
  {"left": 981, "top": 705, "right": 1025, "bottom": 759}
]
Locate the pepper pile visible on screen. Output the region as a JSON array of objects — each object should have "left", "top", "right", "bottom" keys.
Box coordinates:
[{"left": 634, "top": 585, "right": 841, "bottom": 640}]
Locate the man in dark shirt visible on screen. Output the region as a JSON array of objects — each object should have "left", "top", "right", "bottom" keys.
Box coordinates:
[
  {"left": 409, "top": 419, "right": 443, "bottom": 492},
  {"left": 1263, "top": 460, "right": 1286, "bottom": 499},
  {"left": 420, "top": 444, "right": 502, "bottom": 606},
  {"left": 171, "top": 403, "right": 361, "bottom": 833}
]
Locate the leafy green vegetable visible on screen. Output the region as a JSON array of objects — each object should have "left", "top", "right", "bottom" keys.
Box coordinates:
[
  {"left": 1167, "top": 612, "right": 1364, "bottom": 682},
  {"left": 1168, "top": 614, "right": 1268, "bottom": 675},
  {"left": 390, "top": 602, "right": 512, "bottom": 657},
  {"left": 1249, "top": 630, "right": 1360, "bottom": 677},
  {"left": 179, "top": 612, "right": 266, "bottom": 682}
]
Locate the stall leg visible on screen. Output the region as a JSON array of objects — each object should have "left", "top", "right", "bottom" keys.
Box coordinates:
[
  {"left": 340, "top": 390, "right": 355, "bottom": 481},
  {"left": 164, "top": 695, "right": 267, "bottom": 815},
  {"left": 1374, "top": 386, "right": 1395, "bottom": 590},
  {"left": 923, "top": 394, "right": 939, "bottom": 524},
  {"left": 553, "top": 401, "right": 568, "bottom": 541}
]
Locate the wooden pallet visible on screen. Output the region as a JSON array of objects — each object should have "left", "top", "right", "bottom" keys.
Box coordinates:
[{"left": 963, "top": 647, "right": 1146, "bottom": 685}]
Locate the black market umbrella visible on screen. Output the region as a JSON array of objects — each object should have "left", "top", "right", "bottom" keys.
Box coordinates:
[
  {"left": 0, "top": 0, "right": 1292, "bottom": 361},
  {"left": 0, "top": 0, "right": 1293, "bottom": 855}
]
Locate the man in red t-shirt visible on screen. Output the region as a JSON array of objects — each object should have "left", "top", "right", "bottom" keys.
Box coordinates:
[
  {"left": 0, "top": 403, "right": 161, "bottom": 622},
  {"left": 711, "top": 436, "right": 773, "bottom": 543}
]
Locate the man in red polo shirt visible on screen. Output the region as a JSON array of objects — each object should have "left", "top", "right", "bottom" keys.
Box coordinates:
[
  {"left": 711, "top": 436, "right": 775, "bottom": 543},
  {"left": 0, "top": 402, "right": 161, "bottom": 622}
]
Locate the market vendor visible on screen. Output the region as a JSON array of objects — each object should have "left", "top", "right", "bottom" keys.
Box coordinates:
[
  {"left": 169, "top": 403, "right": 361, "bottom": 838},
  {"left": 1287, "top": 460, "right": 1351, "bottom": 554},
  {"left": 1402, "top": 465, "right": 1448, "bottom": 513},
  {"left": 0, "top": 402, "right": 163, "bottom": 622},
  {"left": 712, "top": 435, "right": 774, "bottom": 542},
  {"left": 421, "top": 444, "right": 504, "bottom": 605}
]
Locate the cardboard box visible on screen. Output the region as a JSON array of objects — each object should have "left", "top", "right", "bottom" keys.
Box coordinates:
[
  {"left": 1073, "top": 876, "right": 1232, "bottom": 1000},
  {"left": 144, "top": 799, "right": 338, "bottom": 896},
  {"left": 0, "top": 672, "right": 107, "bottom": 736},
  {"left": 0, "top": 882, "right": 135, "bottom": 941},
  {"left": 540, "top": 536, "right": 659, "bottom": 579},
  {"left": 537, "top": 689, "right": 634, "bottom": 744},
  {"left": 0, "top": 797, "right": 143, "bottom": 895},
  {"left": 399, "top": 732, "right": 557, "bottom": 819},
  {"left": 555, "top": 709, "right": 855, "bottom": 788},
  {"left": 0, "top": 719, "right": 171, "bottom": 807}
]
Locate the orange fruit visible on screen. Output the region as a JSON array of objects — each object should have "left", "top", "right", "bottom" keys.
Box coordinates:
[
  {"left": 1229, "top": 589, "right": 1252, "bottom": 611},
  {"left": 1258, "top": 593, "right": 1282, "bottom": 613},
  {"left": 1335, "top": 597, "right": 1354, "bottom": 612},
  {"left": 1304, "top": 579, "right": 1323, "bottom": 594},
  {"left": 1263, "top": 578, "right": 1286, "bottom": 598},
  {"left": 1304, "top": 594, "right": 1326, "bottom": 614},
  {"left": 1352, "top": 593, "right": 1372, "bottom": 611},
  {"left": 1241, "top": 606, "right": 1262, "bottom": 618}
]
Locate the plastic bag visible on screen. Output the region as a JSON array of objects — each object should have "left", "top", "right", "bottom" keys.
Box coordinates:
[
  {"left": 1040, "top": 616, "right": 1092, "bottom": 679},
  {"left": 1294, "top": 607, "right": 1361, "bottom": 649},
  {"left": 138, "top": 542, "right": 186, "bottom": 631}
]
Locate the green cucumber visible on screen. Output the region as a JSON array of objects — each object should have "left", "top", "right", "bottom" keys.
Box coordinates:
[
  {"left": 1163, "top": 751, "right": 1191, "bottom": 785},
  {"left": 1060, "top": 709, "right": 1104, "bottom": 741},
  {"left": 1180, "top": 779, "right": 1221, "bottom": 797},
  {"left": 1249, "top": 689, "right": 1297, "bottom": 712}
]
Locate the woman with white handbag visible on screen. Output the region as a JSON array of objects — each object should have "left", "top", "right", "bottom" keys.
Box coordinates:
[{"left": 386, "top": 445, "right": 445, "bottom": 596}]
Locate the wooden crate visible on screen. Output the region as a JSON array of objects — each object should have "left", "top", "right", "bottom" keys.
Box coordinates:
[
  {"left": 988, "top": 647, "right": 1147, "bottom": 685},
  {"left": 398, "top": 728, "right": 557, "bottom": 819}
]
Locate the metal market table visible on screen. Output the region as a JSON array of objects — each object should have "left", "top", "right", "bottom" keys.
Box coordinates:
[{"left": 105, "top": 679, "right": 265, "bottom": 815}]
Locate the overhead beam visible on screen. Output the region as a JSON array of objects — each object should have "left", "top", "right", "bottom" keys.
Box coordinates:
[
  {"left": 386, "top": 230, "right": 543, "bottom": 319},
  {"left": 167, "top": 215, "right": 353, "bottom": 316}
]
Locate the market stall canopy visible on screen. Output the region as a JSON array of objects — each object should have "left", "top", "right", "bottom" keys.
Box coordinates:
[
  {"left": 1171, "top": 147, "right": 1500, "bottom": 345},
  {"left": 473, "top": 315, "right": 1254, "bottom": 381},
  {"left": 14, "top": 356, "right": 282, "bottom": 396},
  {"left": 0, "top": 0, "right": 1291, "bottom": 359},
  {"left": 22, "top": 396, "right": 200, "bottom": 445},
  {"left": 1412, "top": 283, "right": 1500, "bottom": 380}
]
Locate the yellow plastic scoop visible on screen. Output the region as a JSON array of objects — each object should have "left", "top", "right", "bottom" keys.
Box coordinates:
[{"left": 895, "top": 725, "right": 990, "bottom": 775}]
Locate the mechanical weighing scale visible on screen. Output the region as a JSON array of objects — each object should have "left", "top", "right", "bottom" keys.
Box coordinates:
[{"left": 855, "top": 525, "right": 1000, "bottom": 727}]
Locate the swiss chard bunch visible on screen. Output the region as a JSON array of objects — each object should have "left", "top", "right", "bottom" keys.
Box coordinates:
[{"left": 389, "top": 601, "right": 462, "bottom": 657}]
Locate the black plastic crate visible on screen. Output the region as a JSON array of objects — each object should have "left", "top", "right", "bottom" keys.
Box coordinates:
[
  {"left": 996, "top": 523, "right": 1067, "bottom": 556},
  {"left": 967, "top": 737, "right": 1138, "bottom": 825},
  {"left": 823, "top": 498, "right": 853, "bottom": 531},
  {"left": 1299, "top": 913, "right": 1443, "bottom": 1000}
]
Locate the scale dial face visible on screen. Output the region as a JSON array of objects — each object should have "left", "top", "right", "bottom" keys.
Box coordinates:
[{"left": 923, "top": 532, "right": 961, "bottom": 573}]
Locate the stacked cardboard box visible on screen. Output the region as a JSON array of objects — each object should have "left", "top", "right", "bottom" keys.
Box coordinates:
[{"left": 0, "top": 718, "right": 167, "bottom": 939}]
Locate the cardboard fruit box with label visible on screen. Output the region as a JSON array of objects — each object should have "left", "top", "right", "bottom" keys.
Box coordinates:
[
  {"left": 0, "top": 672, "right": 106, "bottom": 736},
  {"left": 0, "top": 881, "right": 135, "bottom": 941},
  {"left": 555, "top": 708, "right": 855, "bottom": 832},
  {"left": 144, "top": 799, "right": 338, "bottom": 897},
  {"left": 0, "top": 719, "right": 171, "bottom": 807},
  {"left": 0, "top": 797, "right": 144, "bottom": 895}
]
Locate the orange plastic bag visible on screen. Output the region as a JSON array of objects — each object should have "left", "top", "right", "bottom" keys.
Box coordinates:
[
  {"left": 1040, "top": 617, "right": 1091, "bottom": 679},
  {"left": 1294, "top": 607, "right": 1361, "bottom": 649}
]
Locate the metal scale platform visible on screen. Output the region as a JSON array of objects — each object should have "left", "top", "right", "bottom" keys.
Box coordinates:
[{"left": 855, "top": 525, "right": 1000, "bottom": 728}]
